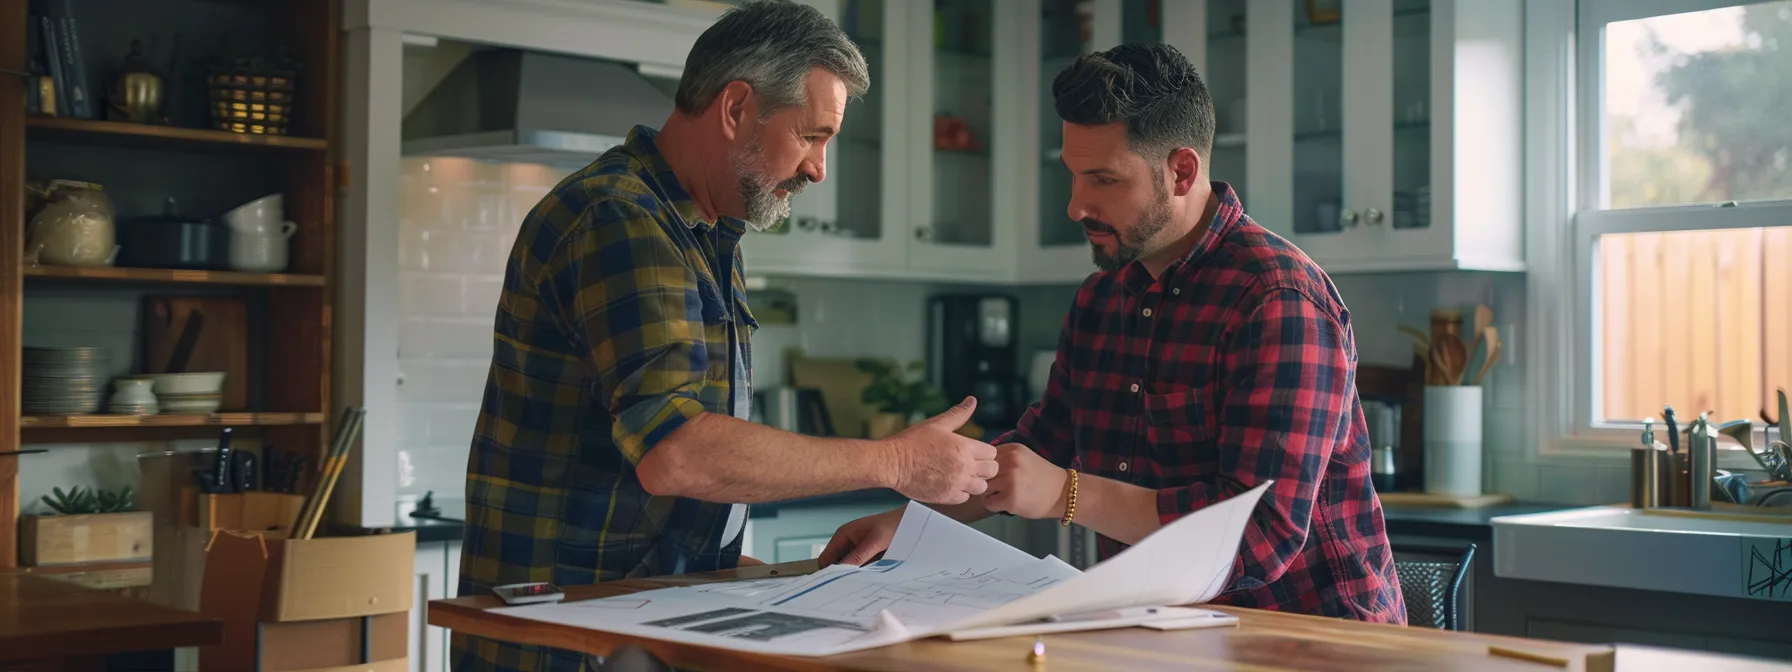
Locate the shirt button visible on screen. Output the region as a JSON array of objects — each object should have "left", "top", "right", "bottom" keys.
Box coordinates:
[
  {"left": 1129, "top": 383, "right": 1140, "bottom": 393},
  {"left": 1119, "top": 462, "right": 1130, "bottom": 472},
  {"left": 1142, "top": 308, "right": 1153, "bottom": 317},
  {"left": 1172, "top": 288, "right": 1181, "bottom": 296}
]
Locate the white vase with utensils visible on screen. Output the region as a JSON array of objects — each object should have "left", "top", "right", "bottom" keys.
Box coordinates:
[{"left": 1422, "top": 384, "right": 1483, "bottom": 496}]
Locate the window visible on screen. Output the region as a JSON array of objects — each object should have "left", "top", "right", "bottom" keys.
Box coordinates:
[{"left": 1576, "top": 0, "right": 1792, "bottom": 437}]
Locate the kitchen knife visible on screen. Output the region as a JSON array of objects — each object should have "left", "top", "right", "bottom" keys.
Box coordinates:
[
  {"left": 230, "top": 450, "right": 257, "bottom": 493},
  {"left": 212, "top": 427, "right": 234, "bottom": 492}
]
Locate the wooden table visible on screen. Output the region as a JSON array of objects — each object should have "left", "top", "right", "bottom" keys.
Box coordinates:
[
  {"left": 0, "top": 573, "right": 222, "bottom": 671},
  {"left": 431, "top": 561, "right": 1730, "bottom": 672}
]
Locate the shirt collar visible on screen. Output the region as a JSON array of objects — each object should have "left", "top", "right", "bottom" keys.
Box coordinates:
[
  {"left": 1120, "top": 181, "right": 1247, "bottom": 296},
  {"left": 623, "top": 125, "right": 749, "bottom": 238}
]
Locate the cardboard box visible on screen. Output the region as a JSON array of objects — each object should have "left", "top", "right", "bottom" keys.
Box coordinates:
[
  {"left": 200, "top": 529, "right": 414, "bottom": 672},
  {"left": 18, "top": 511, "right": 154, "bottom": 566}
]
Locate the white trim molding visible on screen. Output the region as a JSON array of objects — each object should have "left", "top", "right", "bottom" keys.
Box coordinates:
[{"left": 1532, "top": 0, "right": 1792, "bottom": 472}]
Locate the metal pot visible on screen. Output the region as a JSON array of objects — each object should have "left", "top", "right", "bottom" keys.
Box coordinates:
[{"left": 117, "top": 196, "right": 228, "bottom": 270}]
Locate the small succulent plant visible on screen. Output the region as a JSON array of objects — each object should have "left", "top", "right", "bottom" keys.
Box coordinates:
[{"left": 40, "top": 485, "right": 136, "bottom": 515}]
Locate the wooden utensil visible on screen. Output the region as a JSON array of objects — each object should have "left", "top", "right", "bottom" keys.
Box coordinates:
[
  {"left": 1470, "top": 304, "right": 1492, "bottom": 355},
  {"left": 1472, "top": 326, "right": 1501, "bottom": 385},
  {"left": 1430, "top": 333, "right": 1468, "bottom": 386}
]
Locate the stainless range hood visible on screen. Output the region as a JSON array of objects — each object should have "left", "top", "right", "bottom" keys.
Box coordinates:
[{"left": 401, "top": 48, "right": 675, "bottom": 166}]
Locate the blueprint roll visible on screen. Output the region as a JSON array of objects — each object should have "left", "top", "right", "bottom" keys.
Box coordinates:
[{"left": 1422, "top": 384, "right": 1483, "bottom": 496}]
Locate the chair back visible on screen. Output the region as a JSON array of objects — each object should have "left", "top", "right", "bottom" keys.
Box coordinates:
[{"left": 1392, "top": 542, "right": 1476, "bottom": 631}]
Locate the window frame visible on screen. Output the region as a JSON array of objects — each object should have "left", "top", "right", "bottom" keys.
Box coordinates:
[{"left": 1535, "top": 0, "right": 1792, "bottom": 464}]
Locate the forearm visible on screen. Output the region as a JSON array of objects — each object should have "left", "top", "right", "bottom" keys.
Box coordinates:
[
  {"left": 1061, "top": 473, "right": 1161, "bottom": 545},
  {"left": 928, "top": 496, "right": 996, "bottom": 524},
  {"left": 639, "top": 412, "right": 896, "bottom": 502}
]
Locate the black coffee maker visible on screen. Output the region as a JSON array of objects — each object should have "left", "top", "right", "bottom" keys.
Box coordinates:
[{"left": 926, "top": 294, "right": 1027, "bottom": 430}]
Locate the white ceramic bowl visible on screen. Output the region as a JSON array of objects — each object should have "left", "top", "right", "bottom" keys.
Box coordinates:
[{"left": 148, "top": 372, "right": 226, "bottom": 396}]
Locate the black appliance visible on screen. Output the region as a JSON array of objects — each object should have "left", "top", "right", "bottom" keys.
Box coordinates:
[{"left": 927, "top": 294, "right": 1027, "bottom": 430}]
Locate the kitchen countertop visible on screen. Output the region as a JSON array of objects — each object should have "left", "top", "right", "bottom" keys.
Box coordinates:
[{"left": 390, "top": 491, "right": 1573, "bottom": 545}]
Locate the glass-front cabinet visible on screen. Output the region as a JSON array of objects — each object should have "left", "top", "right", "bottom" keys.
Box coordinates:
[
  {"left": 904, "top": 0, "right": 1020, "bottom": 281},
  {"left": 1017, "top": 0, "right": 1212, "bottom": 284},
  {"left": 741, "top": 0, "right": 911, "bottom": 277},
  {"left": 751, "top": 0, "right": 1524, "bottom": 280},
  {"left": 1249, "top": 0, "right": 1524, "bottom": 272}
]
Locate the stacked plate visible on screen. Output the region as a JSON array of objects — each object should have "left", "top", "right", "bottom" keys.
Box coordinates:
[{"left": 23, "top": 347, "right": 111, "bottom": 415}]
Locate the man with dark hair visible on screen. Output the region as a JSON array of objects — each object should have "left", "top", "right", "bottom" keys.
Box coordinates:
[
  {"left": 456, "top": 2, "right": 1000, "bottom": 669},
  {"left": 821, "top": 43, "right": 1406, "bottom": 624}
]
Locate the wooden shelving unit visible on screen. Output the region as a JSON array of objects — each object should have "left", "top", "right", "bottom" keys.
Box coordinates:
[
  {"left": 0, "top": 0, "right": 340, "bottom": 572},
  {"left": 24, "top": 265, "right": 327, "bottom": 287},
  {"left": 25, "top": 116, "right": 328, "bottom": 152},
  {"left": 21, "top": 413, "right": 326, "bottom": 429}
]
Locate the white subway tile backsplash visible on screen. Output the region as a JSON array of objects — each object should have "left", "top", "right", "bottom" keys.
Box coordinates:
[
  {"left": 400, "top": 273, "right": 466, "bottom": 317},
  {"left": 1490, "top": 459, "right": 1540, "bottom": 500},
  {"left": 463, "top": 277, "right": 505, "bottom": 319},
  {"left": 397, "top": 360, "right": 492, "bottom": 403},
  {"left": 400, "top": 318, "right": 496, "bottom": 359}
]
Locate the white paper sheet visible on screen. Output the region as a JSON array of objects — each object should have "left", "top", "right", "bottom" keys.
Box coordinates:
[{"left": 489, "top": 480, "right": 1272, "bottom": 657}]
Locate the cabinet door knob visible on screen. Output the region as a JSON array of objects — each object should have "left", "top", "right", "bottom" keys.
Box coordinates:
[
  {"left": 914, "top": 227, "right": 933, "bottom": 242},
  {"left": 796, "top": 217, "right": 819, "bottom": 231},
  {"left": 1365, "top": 208, "right": 1385, "bottom": 225},
  {"left": 1339, "top": 209, "right": 1358, "bottom": 228}
]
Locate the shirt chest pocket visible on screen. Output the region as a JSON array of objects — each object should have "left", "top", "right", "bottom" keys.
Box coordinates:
[
  {"left": 695, "top": 279, "right": 732, "bottom": 383},
  {"left": 1142, "top": 388, "right": 1218, "bottom": 450}
]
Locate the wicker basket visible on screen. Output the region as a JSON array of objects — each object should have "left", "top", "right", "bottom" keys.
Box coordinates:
[{"left": 207, "top": 69, "right": 297, "bottom": 136}]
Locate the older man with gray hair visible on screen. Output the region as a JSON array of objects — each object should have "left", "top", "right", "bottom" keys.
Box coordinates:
[{"left": 453, "top": 1, "right": 1000, "bottom": 669}]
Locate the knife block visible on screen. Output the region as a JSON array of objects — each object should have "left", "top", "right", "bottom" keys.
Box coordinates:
[{"left": 198, "top": 492, "right": 306, "bottom": 537}]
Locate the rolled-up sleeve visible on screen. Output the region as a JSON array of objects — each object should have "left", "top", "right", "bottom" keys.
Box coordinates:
[
  {"left": 543, "top": 197, "right": 709, "bottom": 464},
  {"left": 1153, "top": 288, "right": 1354, "bottom": 588}
]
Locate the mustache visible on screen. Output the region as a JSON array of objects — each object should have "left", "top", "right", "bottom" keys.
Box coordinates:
[
  {"left": 1080, "top": 218, "right": 1116, "bottom": 234},
  {"left": 776, "top": 175, "right": 810, "bottom": 195}
]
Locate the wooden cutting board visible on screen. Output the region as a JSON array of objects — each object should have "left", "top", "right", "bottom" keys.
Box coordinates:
[
  {"left": 1377, "top": 491, "right": 1515, "bottom": 509},
  {"left": 142, "top": 296, "right": 250, "bottom": 411}
]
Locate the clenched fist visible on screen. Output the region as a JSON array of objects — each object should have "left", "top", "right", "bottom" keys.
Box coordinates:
[
  {"left": 883, "top": 397, "right": 999, "bottom": 504},
  {"left": 983, "top": 443, "right": 1070, "bottom": 519}
]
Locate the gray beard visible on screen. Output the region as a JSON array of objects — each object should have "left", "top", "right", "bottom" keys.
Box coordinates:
[{"left": 727, "top": 139, "right": 804, "bottom": 232}]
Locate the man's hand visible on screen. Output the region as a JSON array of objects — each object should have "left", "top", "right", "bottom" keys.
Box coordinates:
[
  {"left": 883, "top": 398, "right": 999, "bottom": 504},
  {"left": 816, "top": 508, "right": 904, "bottom": 567},
  {"left": 983, "top": 443, "right": 1070, "bottom": 519},
  {"left": 737, "top": 555, "right": 767, "bottom": 567}
]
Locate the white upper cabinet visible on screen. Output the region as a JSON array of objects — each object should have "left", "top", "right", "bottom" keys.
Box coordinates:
[
  {"left": 748, "top": 0, "right": 1526, "bottom": 282},
  {"left": 1248, "top": 0, "right": 1525, "bottom": 273},
  {"left": 741, "top": 0, "right": 912, "bottom": 277}
]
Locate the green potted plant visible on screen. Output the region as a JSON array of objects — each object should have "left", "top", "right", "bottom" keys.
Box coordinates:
[
  {"left": 855, "top": 358, "right": 949, "bottom": 439},
  {"left": 21, "top": 485, "right": 152, "bottom": 567}
]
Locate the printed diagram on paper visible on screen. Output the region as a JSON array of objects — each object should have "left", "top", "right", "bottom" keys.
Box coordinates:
[
  {"left": 489, "top": 481, "right": 1271, "bottom": 657},
  {"left": 750, "top": 559, "right": 1074, "bottom": 628}
]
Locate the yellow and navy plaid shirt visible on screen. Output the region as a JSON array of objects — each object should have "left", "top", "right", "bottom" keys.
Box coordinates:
[{"left": 454, "top": 125, "right": 757, "bottom": 672}]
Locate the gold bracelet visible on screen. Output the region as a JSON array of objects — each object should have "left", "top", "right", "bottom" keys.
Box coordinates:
[{"left": 1059, "top": 468, "right": 1079, "bottom": 527}]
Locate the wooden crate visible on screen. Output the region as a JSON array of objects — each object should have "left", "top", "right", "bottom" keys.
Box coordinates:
[{"left": 19, "top": 511, "right": 154, "bottom": 566}]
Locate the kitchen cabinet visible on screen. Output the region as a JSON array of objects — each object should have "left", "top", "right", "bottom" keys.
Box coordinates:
[
  {"left": 1245, "top": 0, "right": 1524, "bottom": 273},
  {"left": 742, "top": 0, "right": 912, "bottom": 278},
  {"left": 752, "top": 0, "right": 1525, "bottom": 282}
]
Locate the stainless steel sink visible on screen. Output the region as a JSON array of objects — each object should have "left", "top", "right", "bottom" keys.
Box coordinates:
[{"left": 1490, "top": 506, "right": 1792, "bottom": 602}]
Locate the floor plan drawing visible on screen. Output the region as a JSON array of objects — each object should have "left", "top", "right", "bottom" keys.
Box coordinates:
[{"left": 489, "top": 482, "right": 1272, "bottom": 657}]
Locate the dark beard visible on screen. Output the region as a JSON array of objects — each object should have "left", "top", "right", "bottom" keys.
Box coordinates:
[{"left": 1087, "top": 192, "right": 1172, "bottom": 272}]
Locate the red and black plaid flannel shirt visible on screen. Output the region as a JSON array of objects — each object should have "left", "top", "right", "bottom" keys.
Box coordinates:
[{"left": 996, "top": 182, "right": 1405, "bottom": 624}]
